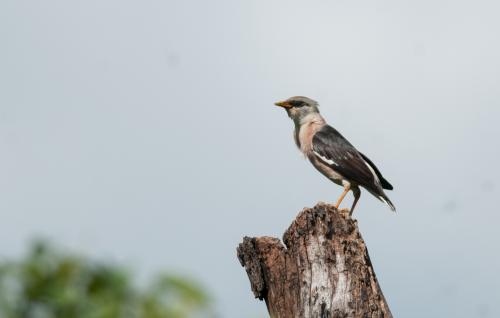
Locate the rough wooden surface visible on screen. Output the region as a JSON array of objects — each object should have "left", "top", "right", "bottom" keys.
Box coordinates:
[{"left": 237, "top": 203, "right": 392, "bottom": 318}]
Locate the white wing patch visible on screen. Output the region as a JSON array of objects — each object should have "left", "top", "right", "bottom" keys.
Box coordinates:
[
  {"left": 362, "top": 159, "right": 381, "bottom": 185},
  {"left": 313, "top": 151, "right": 339, "bottom": 166}
]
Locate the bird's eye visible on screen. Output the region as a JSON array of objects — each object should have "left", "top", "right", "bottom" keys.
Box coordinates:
[{"left": 289, "top": 100, "right": 305, "bottom": 107}]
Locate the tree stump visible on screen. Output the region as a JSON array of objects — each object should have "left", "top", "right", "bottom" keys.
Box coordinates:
[{"left": 237, "top": 202, "right": 392, "bottom": 318}]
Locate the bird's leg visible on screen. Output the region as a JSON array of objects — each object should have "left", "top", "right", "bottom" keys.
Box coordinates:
[
  {"left": 335, "top": 184, "right": 350, "bottom": 209},
  {"left": 349, "top": 187, "right": 361, "bottom": 216}
]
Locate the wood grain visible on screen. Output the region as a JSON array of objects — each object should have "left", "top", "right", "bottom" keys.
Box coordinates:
[{"left": 237, "top": 203, "right": 392, "bottom": 318}]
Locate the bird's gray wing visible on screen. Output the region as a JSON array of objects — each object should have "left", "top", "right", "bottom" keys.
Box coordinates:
[{"left": 312, "top": 125, "right": 383, "bottom": 193}]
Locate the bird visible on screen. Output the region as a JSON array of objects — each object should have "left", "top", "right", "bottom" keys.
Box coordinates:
[{"left": 274, "top": 96, "right": 395, "bottom": 215}]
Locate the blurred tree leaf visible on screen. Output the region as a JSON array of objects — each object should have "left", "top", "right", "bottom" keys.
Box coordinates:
[{"left": 0, "top": 240, "right": 214, "bottom": 318}]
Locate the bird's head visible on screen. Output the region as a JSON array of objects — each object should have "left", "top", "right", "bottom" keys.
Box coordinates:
[{"left": 274, "top": 96, "right": 320, "bottom": 124}]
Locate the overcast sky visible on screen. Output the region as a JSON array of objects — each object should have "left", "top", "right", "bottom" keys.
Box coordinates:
[{"left": 1, "top": 0, "right": 499, "bottom": 317}]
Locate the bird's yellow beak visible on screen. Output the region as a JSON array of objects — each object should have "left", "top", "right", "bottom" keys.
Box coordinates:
[{"left": 274, "top": 100, "right": 292, "bottom": 109}]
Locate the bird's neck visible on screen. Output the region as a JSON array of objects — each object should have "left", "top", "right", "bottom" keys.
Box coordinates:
[{"left": 294, "top": 113, "right": 326, "bottom": 155}]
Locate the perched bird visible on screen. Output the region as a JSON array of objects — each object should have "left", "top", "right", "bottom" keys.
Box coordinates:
[{"left": 274, "top": 96, "right": 395, "bottom": 215}]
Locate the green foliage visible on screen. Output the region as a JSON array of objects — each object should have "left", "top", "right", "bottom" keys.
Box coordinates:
[{"left": 0, "top": 241, "right": 213, "bottom": 318}]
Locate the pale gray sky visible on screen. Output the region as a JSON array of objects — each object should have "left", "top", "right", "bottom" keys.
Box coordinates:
[{"left": 1, "top": 0, "right": 499, "bottom": 317}]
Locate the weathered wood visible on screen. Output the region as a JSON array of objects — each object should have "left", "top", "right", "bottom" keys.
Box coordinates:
[{"left": 237, "top": 203, "right": 392, "bottom": 318}]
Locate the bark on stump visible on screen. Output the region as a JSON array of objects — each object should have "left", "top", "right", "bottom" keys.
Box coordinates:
[{"left": 237, "top": 202, "right": 392, "bottom": 318}]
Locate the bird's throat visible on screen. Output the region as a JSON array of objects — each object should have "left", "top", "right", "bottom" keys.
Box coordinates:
[{"left": 295, "top": 114, "right": 326, "bottom": 155}]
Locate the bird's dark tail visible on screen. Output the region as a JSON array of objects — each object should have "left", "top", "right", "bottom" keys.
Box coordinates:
[{"left": 379, "top": 194, "right": 396, "bottom": 212}]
